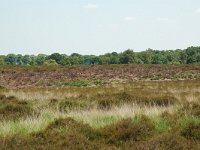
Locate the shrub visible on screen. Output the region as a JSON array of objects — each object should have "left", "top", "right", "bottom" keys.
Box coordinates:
[
  {"left": 31, "top": 118, "right": 102, "bottom": 149},
  {"left": 100, "top": 116, "right": 154, "bottom": 145},
  {"left": 0, "top": 85, "right": 6, "bottom": 91},
  {"left": 59, "top": 98, "right": 91, "bottom": 112},
  {"left": 179, "top": 102, "right": 200, "bottom": 117},
  {"left": 0, "top": 96, "right": 35, "bottom": 120},
  {"left": 181, "top": 122, "right": 200, "bottom": 140},
  {"left": 96, "top": 92, "right": 178, "bottom": 110},
  {"left": 132, "top": 95, "right": 178, "bottom": 106},
  {"left": 0, "top": 94, "right": 6, "bottom": 100},
  {"left": 149, "top": 134, "right": 196, "bottom": 150}
]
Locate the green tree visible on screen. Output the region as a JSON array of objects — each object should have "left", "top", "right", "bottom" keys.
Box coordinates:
[
  {"left": 60, "top": 54, "right": 70, "bottom": 65},
  {"left": 69, "top": 53, "right": 82, "bottom": 65},
  {"left": 185, "top": 47, "right": 200, "bottom": 64},
  {"left": 16, "top": 54, "right": 23, "bottom": 65},
  {"left": 99, "top": 56, "right": 110, "bottom": 64},
  {"left": 0, "top": 55, "right": 5, "bottom": 65},
  {"left": 69, "top": 56, "right": 81, "bottom": 65},
  {"left": 35, "top": 54, "right": 47, "bottom": 65},
  {"left": 152, "top": 51, "right": 165, "bottom": 64},
  {"left": 44, "top": 59, "right": 58, "bottom": 66},
  {"left": 22, "top": 55, "right": 31, "bottom": 65},
  {"left": 5, "top": 54, "right": 17, "bottom": 65},
  {"left": 180, "top": 50, "right": 187, "bottom": 64},
  {"left": 110, "top": 52, "right": 120, "bottom": 64},
  {"left": 119, "top": 49, "right": 137, "bottom": 64},
  {"left": 48, "top": 53, "right": 63, "bottom": 64},
  {"left": 140, "top": 49, "right": 153, "bottom": 64}
]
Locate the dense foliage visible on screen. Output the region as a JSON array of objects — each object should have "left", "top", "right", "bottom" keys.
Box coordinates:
[{"left": 1, "top": 46, "right": 200, "bottom": 65}]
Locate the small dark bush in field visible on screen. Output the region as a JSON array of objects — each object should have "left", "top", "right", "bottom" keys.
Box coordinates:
[
  {"left": 0, "top": 104, "right": 33, "bottom": 120},
  {"left": 116, "top": 92, "right": 133, "bottom": 102},
  {"left": 181, "top": 122, "right": 200, "bottom": 140},
  {"left": 123, "top": 134, "right": 197, "bottom": 150},
  {"left": 50, "top": 98, "right": 58, "bottom": 103},
  {"left": 160, "top": 111, "right": 178, "bottom": 127},
  {"left": 30, "top": 118, "right": 102, "bottom": 149},
  {"left": 149, "top": 96, "right": 177, "bottom": 106},
  {"left": 0, "top": 94, "right": 6, "bottom": 100},
  {"left": 0, "top": 85, "right": 5, "bottom": 89},
  {"left": 179, "top": 102, "right": 200, "bottom": 117},
  {"left": 6, "top": 96, "right": 17, "bottom": 100},
  {"left": 60, "top": 133, "right": 99, "bottom": 150},
  {"left": 97, "top": 98, "right": 113, "bottom": 110},
  {"left": 0, "top": 85, "right": 6, "bottom": 92},
  {"left": 59, "top": 98, "right": 91, "bottom": 112},
  {"left": 38, "top": 118, "right": 101, "bottom": 141},
  {"left": 148, "top": 134, "right": 196, "bottom": 150},
  {"left": 188, "top": 103, "right": 200, "bottom": 117},
  {"left": 96, "top": 92, "right": 133, "bottom": 110},
  {"left": 132, "top": 95, "right": 178, "bottom": 106},
  {"left": 59, "top": 100, "right": 79, "bottom": 112},
  {"left": 96, "top": 92, "right": 178, "bottom": 109},
  {"left": 100, "top": 116, "right": 154, "bottom": 145},
  {"left": 0, "top": 96, "right": 35, "bottom": 120},
  {"left": 48, "top": 98, "right": 59, "bottom": 108}
]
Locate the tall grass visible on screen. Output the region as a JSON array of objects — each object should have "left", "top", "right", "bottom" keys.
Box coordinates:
[
  {"left": 0, "top": 110, "right": 66, "bottom": 137},
  {"left": 0, "top": 104, "right": 175, "bottom": 137},
  {"left": 68, "top": 104, "right": 175, "bottom": 128},
  {"left": 0, "top": 79, "right": 200, "bottom": 138}
]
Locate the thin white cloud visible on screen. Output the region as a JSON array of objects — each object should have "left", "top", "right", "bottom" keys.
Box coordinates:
[
  {"left": 108, "top": 24, "right": 119, "bottom": 32},
  {"left": 195, "top": 8, "right": 200, "bottom": 14},
  {"left": 84, "top": 3, "right": 98, "bottom": 9},
  {"left": 123, "top": 16, "right": 135, "bottom": 22},
  {"left": 156, "top": 17, "right": 169, "bottom": 22}
]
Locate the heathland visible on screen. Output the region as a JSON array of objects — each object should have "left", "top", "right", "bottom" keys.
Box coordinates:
[{"left": 0, "top": 64, "right": 200, "bottom": 149}]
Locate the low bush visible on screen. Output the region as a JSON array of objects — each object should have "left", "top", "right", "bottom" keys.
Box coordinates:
[
  {"left": 0, "top": 96, "right": 35, "bottom": 120},
  {"left": 96, "top": 92, "right": 178, "bottom": 109},
  {"left": 100, "top": 116, "right": 154, "bottom": 145},
  {"left": 181, "top": 122, "right": 200, "bottom": 140},
  {"left": 149, "top": 134, "right": 196, "bottom": 150},
  {"left": 0, "top": 94, "right": 6, "bottom": 101},
  {"left": 59, "top": 98, "right": 92, "bottom": 112}
]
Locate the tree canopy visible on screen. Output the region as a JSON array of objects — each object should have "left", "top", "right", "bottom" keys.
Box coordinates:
[{"left": 1, "top": 46, "right": 200, "bottom": 65}]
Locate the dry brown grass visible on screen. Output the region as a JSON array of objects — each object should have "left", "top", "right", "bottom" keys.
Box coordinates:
[
  {"left": 1, "top": 75, "right": 200, "bottom": 149},
  {"left": 4, "top": 79, "right": 200, "bottom": 104}
]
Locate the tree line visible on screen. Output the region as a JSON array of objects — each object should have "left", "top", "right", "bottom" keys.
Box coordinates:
[{"left": 0, "top": 46, "right": 200, "bottom": 65}]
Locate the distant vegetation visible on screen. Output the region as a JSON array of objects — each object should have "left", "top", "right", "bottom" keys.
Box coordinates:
[
  {"left": 1, "top": 64, "right": 200, "bottom": 87},
  {"left": 1, "top": 46, "right": 200, "bottom": 65}
]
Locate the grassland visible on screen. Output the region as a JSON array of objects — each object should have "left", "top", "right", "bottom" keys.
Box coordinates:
[{"left": 0, "top": 65, "right": 200, "bottom": 149}]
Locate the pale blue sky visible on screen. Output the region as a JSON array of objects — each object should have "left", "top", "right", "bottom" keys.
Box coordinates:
[{"left": 0, "top": 0, "right": 200, "bottom": 55}]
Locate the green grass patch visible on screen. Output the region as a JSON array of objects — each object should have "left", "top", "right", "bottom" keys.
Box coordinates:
[
  {"left": 89, "top": 115, "right": 120, "bottom": 128},
  {"left": 151, "top": 117, "right": 169, "bottom": 132},
  {"left": 178, "top": 116, "right": 200, "bottom": 128}
]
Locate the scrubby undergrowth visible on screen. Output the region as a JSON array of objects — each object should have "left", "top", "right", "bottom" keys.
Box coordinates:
[
  {"left": 0, "top": 78, "right": 200, "bottom": 149},
  {"left": 1, "top": 114, "right": 200, "bottom": 150}
]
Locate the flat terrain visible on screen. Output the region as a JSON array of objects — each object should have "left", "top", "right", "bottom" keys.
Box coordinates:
[
  {"left": 0, "top": 65, "right": 200, "bottom": 149},
  {"left": 1, "top": 64, "right": 200, "bottom": 87}
]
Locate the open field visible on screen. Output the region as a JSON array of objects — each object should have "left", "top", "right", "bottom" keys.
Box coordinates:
[
  {"left": 1, "top": 64, "right": 200, "bottom": 87},
  {"left": 0, "top": 65, "right": 200, "bottom": 149}
]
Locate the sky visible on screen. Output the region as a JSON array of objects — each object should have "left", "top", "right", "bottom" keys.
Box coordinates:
[{"left": 0, "top": 0, "right": 200, "bottom": 55}]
